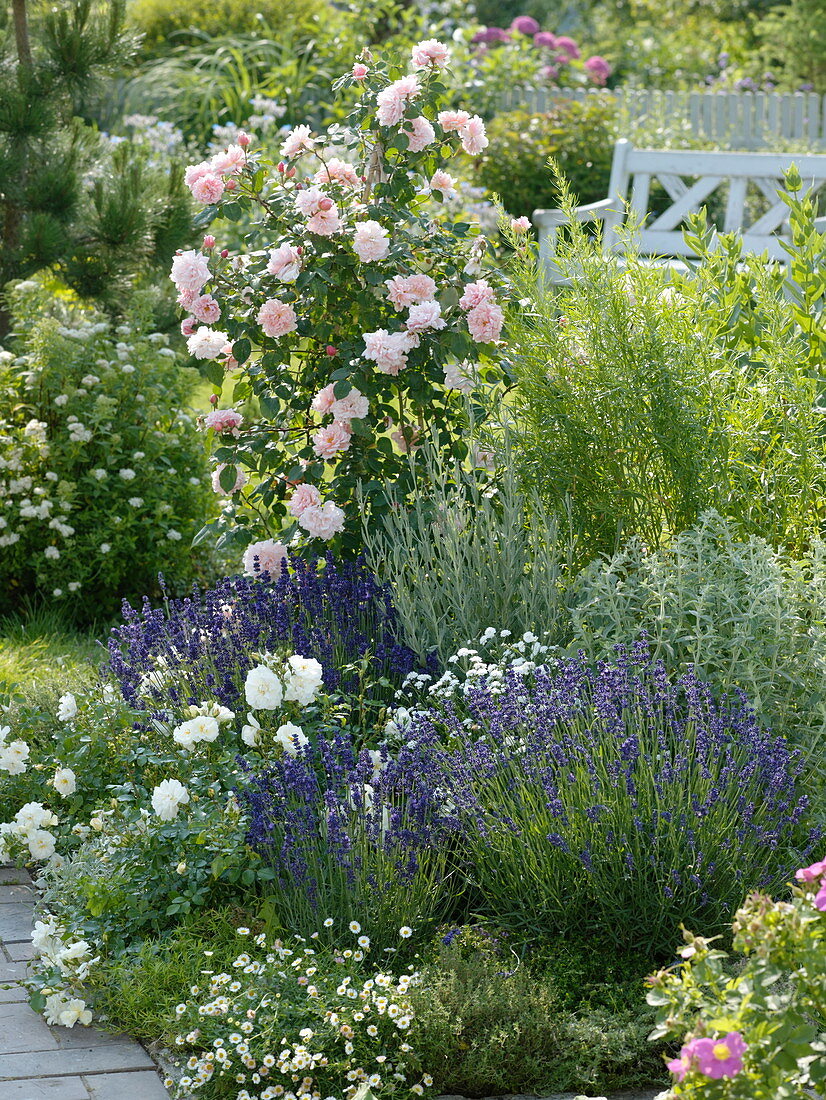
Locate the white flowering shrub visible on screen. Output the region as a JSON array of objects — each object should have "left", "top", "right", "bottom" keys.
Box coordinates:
[
  {"left": 0, "top": 283, "right": 216, "bottom": 621},
  {"left": 167, "top": 923, "right": 432, "bottom": 1099}
]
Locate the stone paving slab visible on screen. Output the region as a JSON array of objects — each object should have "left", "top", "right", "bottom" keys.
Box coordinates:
[
  {"left": 0, "top": 1078, "right": 90, "bottom": 1099},
  {"left": 85, "top": 1071, "right": 173, "bottom": 1098},
  {"left": 0, "top": 906, "right": 41, "bottom": 945}
]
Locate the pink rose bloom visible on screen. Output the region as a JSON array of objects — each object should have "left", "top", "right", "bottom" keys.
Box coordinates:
[
  {"left": 257, "top": 298, "right": 298, "bottom": 339},
  {"left": 299, "top": 500, "right": 345, "bottom": 539},
  {"left": 692, "top": 1034, "right": 747, "bottom": 1079},
  {"left": 178, "top": 288, "right": 199, "bottom": 309},
  {"left": 312, "top": 421, "right": 352, "bottom": 459},
  {"left": 211, "top": 464, "right": 247, "bottom": 496},
  {"left": 211, "top": 144, "right": 246, "bottom": 175},
  {"left": 511, "top": 216, "right": 531, "bottom": 234},
  {"left": 467, "top": 300, "right": 504, "bottom": 343},
  {"left": 307, "top": 206, "right": 342, "bottom": 235},
  {"left": 584, "top": 54, "right": 611, "bottom": 85},
  {"left": 460, "top": 115, "right": 489, "bottom": 155},
  {"left": 243, "top": 539, "right": 288, "bottom": 578},
  {"left": 352, "top": 62, "right": 369, "bottom": 80},
  {"left": 314, "top": 158, "right": 360, "bottom": 187},
  {"left": 190, "top": 173, "right": 225, "bottom": 205},
  {"left": 407, "top": 300, "right": 446, "bottom": 333},
  {"left": 331, "top": 387, "right": 369, "bottom": 421},
  {"left": 267, "top": 243, "right": 303, "bottom": 282},
  {"left": 294, "top": 186, "right": 327, "bottom": 217},
  {"left": 430, "top": 169, "right": 456, "bottom": 197},
  {"left": 204, "top": 409, "right": 243, "bottom": 436},
  {"left": 363, "top": 329, "right": 416, "bottom": 375},
  {"left": 795, "top": 858, "right": 826, "bottom": 882},
  {"left": 184, "top": 161, "right": 212, "bottom": 186},
  {"left": 170, "top": 250, "right": 211, "bottom": 293},
  {"left": 191, "top": 295, "right": 221, "bottom": 323},
  {"left": 376, "top": 75, "right": 420, "bottom": 127},
  {"left": 411, "top": 38, "right": 450, "bottom": 69},
  {"left": 288, "top": 484, "right": 323, "bottom": 518},
  {"left": 815, "top": 884, "right": 826, "bottom": 910},
  {"left": 556, "top": 35, "right": 581, "bottom": 59},
  {"left": 311, "top": 384, "right": 337, "bottom": 415},
  {"left": 181, "top": 317, "right": 197, "bottom": 337},
  {"left": 404, "top": 115, "right": 436, "bottom": 153},
  {"left": 188, "top": 327, "right": 230, "bottom": 360},
  {"left": 437, "top": 109, "right": 470, "bottom": 132},
  {"left": 353, "top": 220, "right": 390, "bottom": 262},
  {"left": 385, "top": 273, "right": 437, "bottom": 311},
  {"left": 443, "top": 361, "right": 476, "bottom": 393},
  {"left": 459, "top": 279, "right": 496, "bottom": 311},
  {"left": 280, "top": 124, "right": 316, "bottom": 158}
]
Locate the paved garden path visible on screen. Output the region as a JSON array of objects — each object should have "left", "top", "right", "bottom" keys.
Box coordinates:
[{"left": 0, "top": 866, "right": 172, "bottom": 1100}]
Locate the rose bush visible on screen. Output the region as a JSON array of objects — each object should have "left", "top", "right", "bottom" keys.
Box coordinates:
[{"left": 170, "top": 39, "right": 510, "bottom": 560}]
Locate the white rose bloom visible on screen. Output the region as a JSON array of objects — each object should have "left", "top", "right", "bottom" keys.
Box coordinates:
[
  {"left": 15, "top": 802, "right": 58, "bottom": 832},
  {"left": 27, "top": 829, "right": 57, "bottom": 860},
  {"left": 172, "top": 715, "right": 220, "bottom": 749},
  {"left": 0, "top": 739, "right": 29, "bottom": 775},
  {"left": 240, "top": 712, "right": 261, "bottom": 747},
  {"left": 274, "top": 722, "right": 309, "bottom": 756},
  {"left": 244, "top": 665, "right": 283, "bottom": 710},
  {"left": 56, "top": 693, "right": 78, "bottom": 721},
  {"left": 151, "top": 778, "right": 190, "bottom": 821},
  {"left": 52, "top": 768, "right": 77, "bottom": 797},
  {"left": 283, "top": 655, "right": 324, "bottom": 705},
  {"left": 0, "top": 725, "right": 9, "bottom": 743}
]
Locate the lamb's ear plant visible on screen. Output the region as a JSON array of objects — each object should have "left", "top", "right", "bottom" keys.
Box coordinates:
[{"left": 359, "top": 435, "right": 571, "bottom": 664}]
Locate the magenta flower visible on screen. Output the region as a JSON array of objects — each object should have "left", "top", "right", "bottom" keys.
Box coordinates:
[
  {"left": 510, "top": 15, "right": 540, "bottom": 35},
  {"left": 471, "top": 26, "right": 510, "bottom": 45},
  {"left": 795, "top": 858, "right": 826, "bottom": 882},
  {"left": 555, "top": 35, "right": 581, "bottom": 59},
  {"left": 815, "top": 884, "right": 826, "bottom": 911},
  {"left": 584, "top": 55, "right": 611, "bottom": 85},
  {"left": 667, "top": 1046, "right": 693, "bottom": 1082},
  {"left": 693, "top": 1033, "right": 747, "bottom": 1079},
  {"left": 533, "top": 31, "right": 557, "bottom": 48}
]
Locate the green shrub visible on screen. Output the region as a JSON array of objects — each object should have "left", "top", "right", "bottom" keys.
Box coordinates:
[
  {"left": 128, "top": 0, "right": 334, "bottom": 55},
  {"left": 407, "top": 928, "right": 666, "bottom": 1095},
  {"left": 473, "top": 98, "right": 616, "bottom": 219},
  {"left": 0, "top": 283, "right": 217, "bottom": 622},
  {"left": 755, "top": 0, "right": 826, "bottom": 93}
]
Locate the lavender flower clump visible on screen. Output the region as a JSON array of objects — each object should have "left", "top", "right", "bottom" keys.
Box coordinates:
[
  {"left": 405, "top": 641, "right": 817, "bottom": 955},
  {"left": 237, "top": 729, "right": 458, "bottom": 946},
  {"left": 105, "top": 554, "right": 425, "bottom": 713}
]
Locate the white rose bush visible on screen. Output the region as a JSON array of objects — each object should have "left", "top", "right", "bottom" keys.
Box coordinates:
[{"left": 172, "top": 39, "right": 509, "bottom": 556}]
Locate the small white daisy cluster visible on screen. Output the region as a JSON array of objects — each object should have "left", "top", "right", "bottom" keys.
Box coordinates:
[{"left": 169, "top": 923, "right": 432, "bottom": 1100}]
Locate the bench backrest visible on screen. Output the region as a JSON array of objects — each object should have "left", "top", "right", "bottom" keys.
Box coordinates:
[{"left": 604, "top": 140, "right": 826, "bottom": 260}]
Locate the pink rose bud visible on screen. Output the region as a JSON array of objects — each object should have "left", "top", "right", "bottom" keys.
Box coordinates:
[
  {"left": 238, "top": 131, "right": 251, "bottom": 147},
  {"left": 203, "top": 234, "right": 216, "bottom": 249},
  {"left": 209, "top": 394, "right": 219, "bottom": 406},
  {"left": 326, "top": 345, "right": 338, "bottom": 356},
  {"left": 352, "top": 62, "right": 369, "bottom": 79},
  {"left": 318, "top": 197, "right": 334, "bottom": 211},
  {"left": 277, "top": 162, "right": 286, "bottom": 173},
  {"left": 296, "top": 246, "right": 304, "bottom": 255},
  {"left": 220, "top": 249, "right": 229, "bottom": 258},
  {"left": 511, "top": 216, "right": 531, "bottom": 234},
  {"left": 225, "top": 179, "right": 238, "bottom": 191},
  {"left": 286, "top": 167, "right": 296, "bottom": 179}
]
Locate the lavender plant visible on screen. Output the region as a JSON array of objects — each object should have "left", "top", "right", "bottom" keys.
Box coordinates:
[
  {"left": 105, "top": 554, "right": 424, "bottom": 714},
  {"left": 405, "top": 642, "right": 815, "bottom": 955},
  {"left": 238, "top": 727, "right": 457, "bottom": 947}
]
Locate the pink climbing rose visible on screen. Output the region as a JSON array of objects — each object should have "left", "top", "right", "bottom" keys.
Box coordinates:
[{"left": 257, "top": 299, "right": 298, "bottom": 339}]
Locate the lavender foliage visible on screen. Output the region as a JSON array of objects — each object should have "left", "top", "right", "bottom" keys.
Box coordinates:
[
  {"left": 105, "top": 555, "right": 424, "bottom": 712},
  {"left": 405, "top": 641, "right": 817, "bottom": 953}
]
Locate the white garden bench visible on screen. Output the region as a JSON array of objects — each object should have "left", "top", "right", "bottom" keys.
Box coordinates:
[{"left": 533, "top": 139, "right": 826, "bottom": 279}]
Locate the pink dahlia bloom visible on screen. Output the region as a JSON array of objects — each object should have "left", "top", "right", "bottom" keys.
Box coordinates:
[
  {"left": 188, "top": 327, "right": 230, "bottom": 360},
  {"left": 311, "top": 384, "right": 337, "bottom": 415},
  {"left": 190, "top": 173, "right": 225, "bottom": 205},
  {"left": 584, "top": 54, "right": 611, "bottom": 84},
  {"left": 385, "top": 273, "right": 437, "bottom": 311},
  {"left": 404, "top": 115, "right": 436, "bottom": 153},
  {"left": 353, "top": 220, "right": 391, "bottom": 262},
  {"left": 692, "top": 1034, "right": 747, "bottom": 1079},
  {"left": 407, "top": 300, "right": 446, "bottom": 333},
  {"left": 411, "top": 38, "right": 450, "bottom": 69},
  {"left": 430, "top": 169, "right": 456, "bottom": 197},
  {"left": 376, "top": 75, "right": 420, "bottom": 127},
  {"left": 314, "top": 158, "right": 360, "bottom": 187},
  {"left": 191, "top": 295, "right": 221, "bottom": 323},
  {"left": 211, "top": 464, "right": 247, "bottom": 496},
  {"left": 243, "top": 539, "right": 288, "bottom": 577},
  {"left": 170, "top": 250, "right": 211, "bottom": 293},
  {"left": 467, "top": 300, "right": 504, "bottom": 343},
  {"left": 796, "top": 858, "right": 826, "bottom": 882},
  {"left": 280, "top": 124, "right": 316, "bottom": 158},
  {"left": 288, "top": 484, "right": 323, "bottom": 518},
  {"left": 298, "top": 500, "right": 345, "bottom": 539},
  {"left": 460, "top": 115, "right": 489, "bottom": 155},
  {"left": 331, "top": 387, "right": 369, "bottom": 421},
  {"left": 312, "top": 421, "right": 352, "bottom": 459},
  {"left": 257, "top": 299, "right": 298, "bottom": 339},
  {"left": 267, "top": 243, "right": 302, "bottom": 282},
  {"left": 459, "top": 279, "right": 496, "bottom": 311},
  {"left": 204, "top": 409, "right": 243, "bottom": 436},
  {"left": 437, "top": 109, "right": 470, "bottom": 132},
  {"left": 363, "top": 329, "right": 416, "bottom": 375}
]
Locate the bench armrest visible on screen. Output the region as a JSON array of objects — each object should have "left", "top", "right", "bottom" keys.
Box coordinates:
[{"left": 532, "top": 198, "right": 614, "bottom": 229}]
